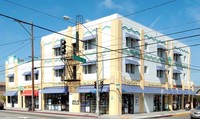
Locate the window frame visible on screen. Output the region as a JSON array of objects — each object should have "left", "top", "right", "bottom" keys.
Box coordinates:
[
  {"left": 126, "top": 37, "right": 137, "bottom": 48},
  {"left": 24, "top": 75, "right": 31, "bottom": 81},
  {"left": 54, "top": 47, "right": 61, "bottom": 56},
  {"left": 157, "top": 70, "right": 164, "bottom": 78},
  {"left": 54, "top": 68, "right": 65, "bottom": 77},
  {"left": 83, "top": 39, "right": 96, "bottom": 50},
  {"left": 125, "top": 64, "right": 135, "bottom": 74},
  {"left": 9, "top": 77, "right": 14, "bottom": 82},
  {"left": 84, "top": 64, "right": 96, "bottom": 74}
]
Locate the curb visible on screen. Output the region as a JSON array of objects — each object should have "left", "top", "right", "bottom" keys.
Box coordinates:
[{"left": 5, "top": 109, "right": 98, "bottom": 118}]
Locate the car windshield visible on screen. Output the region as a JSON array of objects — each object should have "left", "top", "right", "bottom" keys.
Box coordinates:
[{"left": 196, "top": 106, "right": 200, "bottom": 110}]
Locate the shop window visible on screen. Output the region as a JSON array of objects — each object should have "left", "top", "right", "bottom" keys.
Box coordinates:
[
  {"left": 126, "top": 64, "right": 135, "bottom": 74},
  {"left": 84, "top": 64, "right": 96, "bottom": 74},
  {"left": 9, "top": 77, "right": 14, "bottom": 82},
  {"left": 126, "top": 37, "right": 137, "bottom": 48},
  {"left": 84, "top": 39, "right": 96, "bottom": 50},
  {"left": 54, "top": 69, "right": 64, "bottom": 77},
  {"left": 54, "top": 47, "right": 61, "bottom": 56},
  {"left": 157, "top": 70, "right": 163, "bottom": 78},
  {"left": 8, "top": 96, "right": 11, "bottom": 103},
  {"left": 25, "top": 75, "right": 31, "bottom": 81}
]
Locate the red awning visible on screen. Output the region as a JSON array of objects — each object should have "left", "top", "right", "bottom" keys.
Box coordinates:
[{"left": 22, "top": 90, "right": 38, "bottom": 96}]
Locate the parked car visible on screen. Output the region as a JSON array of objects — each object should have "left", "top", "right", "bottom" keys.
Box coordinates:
[
  {"left": 191, "top": 106, "right": 200, "bottom": 119},
  {"left": 0, "top": 102, "right": 3, "bottom": 110}
]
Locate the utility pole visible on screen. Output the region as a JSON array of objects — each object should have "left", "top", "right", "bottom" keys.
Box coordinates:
[
  {"left": 31, "top": 22, "right": 35, "bottom": 111},
  {"left": 95, "top": 28, "right": 99, "bottom": 115}
]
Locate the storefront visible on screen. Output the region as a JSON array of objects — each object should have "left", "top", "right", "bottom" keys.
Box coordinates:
[
  {"left": 173, "top": 95, "right": 182, "bottom": 110},
  {"left": 77, "top": 85, "right": 109, "bottom": 114},
  {"left": 122, "top": 94, "right": 134, "bottom": 114},
  {"left": 4, "top": 91, "right": 18, "bottom": 108},
  {"left": 21, "top": 90, "right": 39, "bottom": 109},
  {"left": 41, "top": 86, "right": 69, "bottom": 111}
]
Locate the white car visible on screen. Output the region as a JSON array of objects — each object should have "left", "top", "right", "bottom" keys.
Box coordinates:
[{"left": 191, "top": 106, "right": 200, "bottom": 119}]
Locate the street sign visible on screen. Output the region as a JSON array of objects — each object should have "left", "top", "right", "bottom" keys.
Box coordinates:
[{"left": 72, "top": 55, "right": 86, "bottom": 63}]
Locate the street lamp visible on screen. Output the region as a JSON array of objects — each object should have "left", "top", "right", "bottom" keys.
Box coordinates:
[{"left": 63, "top": 16, "right": 100, "bottom": 115}]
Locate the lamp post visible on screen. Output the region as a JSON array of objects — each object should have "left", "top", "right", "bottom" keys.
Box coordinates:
[
  {"left": 63, "top": 16, "right": 99, "bottom": 115},
  {"left": 31, "top": 22, "right": 35, "bottom": 111}
]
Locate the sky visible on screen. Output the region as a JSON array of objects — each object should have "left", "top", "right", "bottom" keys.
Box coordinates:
[{"left": 0, "top": 0, "right": 200, "bottom": 85}]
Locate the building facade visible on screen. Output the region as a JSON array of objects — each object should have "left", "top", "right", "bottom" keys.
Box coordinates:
[{"left": 5, "top": 14, "right": 195, "bottom": 115}]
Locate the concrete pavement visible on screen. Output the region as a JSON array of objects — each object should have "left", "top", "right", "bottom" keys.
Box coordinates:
[{"left": 3, "top": 107, "right": 191, "bottom": 119}]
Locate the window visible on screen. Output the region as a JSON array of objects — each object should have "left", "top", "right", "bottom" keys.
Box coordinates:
[
  {"left": 126, "top": 37, "right": 137, "bottom": 48},
  {"left": 173, "top": 54, "right": 180, "bottom": 62},
  {"left": 9, "top": 77, "right": 14, "bottom": 82},
  {"left": 173, "top": 73, "right": 179, "bottom": 80},
  {"left": 184, "top": 56, "right": 186, "bottom": 62},
  {"left": 144, "top": 66, "right": 148, "bottom": 74},
  {"left": 157, "top": 48, "right": 164, "bottom": 58},
  {"left": 157, "top": 70, "right": 163, "bottom": 78},
  {"left": 25, "top": 75, "right": 31, "bottom": 81},
  {"left": 8, "top": 96, "right": 11, "bottom": 103},
  {"left": 126, "top": 64, "right": 135, "bottom": 74},
  {"left": 84, "top": 64, "right": 96, "bottom": 74},
  {"left": 145, "top": 43, "right": 148, "bottom": 51},
  {"left": 35, "top": 74, "right": 38, "bottom": 80},
  {"left": 84, "top": 39, "right": 96, "bottom": 50},
  {"left": 55, "top": 69, "right": 64, "bottom": 77},
  {"left": 54, "top": 47, "right": 61, "bottom": 56},
  {"left": 183, "top": 73, "right": 186, "bottom": 81}
]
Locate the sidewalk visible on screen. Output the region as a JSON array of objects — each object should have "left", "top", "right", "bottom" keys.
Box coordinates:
[{"left": 4, "top": 107, "right": 190, "bottom": 119}]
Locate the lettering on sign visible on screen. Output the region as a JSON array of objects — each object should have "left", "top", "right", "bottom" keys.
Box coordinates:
[{"left": 72, "top": 100, "right": 79, "bottom": 105}]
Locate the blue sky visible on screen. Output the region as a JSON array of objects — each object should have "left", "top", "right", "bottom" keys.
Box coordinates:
[{"left": 1, "top": 0, "right": 200, "bottom": 85}]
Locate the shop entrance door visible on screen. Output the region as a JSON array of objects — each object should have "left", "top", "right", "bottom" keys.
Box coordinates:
[{"left": 122, "top": 94, "right": 134, "bottom": 114}]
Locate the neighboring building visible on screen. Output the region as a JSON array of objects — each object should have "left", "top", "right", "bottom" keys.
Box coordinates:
[
  {"left": 0, "top": 82, "right": 5, "bottom": 103},
  {"left": 5, "top": 14, "right": 195, "bottom": 115}
]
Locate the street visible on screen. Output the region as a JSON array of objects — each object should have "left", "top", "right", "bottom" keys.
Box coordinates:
[
  {"left": 152, "top": 113, "right": 190, "bottom": 119},
  {"left": 0, "top": 110, "right": 96, "bottom": 119}
]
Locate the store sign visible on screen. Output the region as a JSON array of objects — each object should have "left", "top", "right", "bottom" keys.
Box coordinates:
[{"left": 72, "top": 100, "right": 79, "bottom": 105}]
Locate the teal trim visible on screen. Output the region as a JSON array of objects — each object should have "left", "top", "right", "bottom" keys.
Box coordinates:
[
  {"left": 102, "top": 26, "right": 111, "bottom": 31},
  {"left": 122, "top": 26, "right": 140, "bottom": 36},
  {"left": 144, "top": 34, "right": 166, "bottom": 45},
  {"left": 83, "top": 29, "right": 96, "bottom": 37},
  {"left": 174, "top": 46, "right": 189, "bottom": 54},
  {"left": 44, "top": 42, "right": 52, "bottom": 46}
]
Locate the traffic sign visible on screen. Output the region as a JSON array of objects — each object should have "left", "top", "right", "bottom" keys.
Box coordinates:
[{"left": 72, "top": 55, "right": 86, "bottom": 63}]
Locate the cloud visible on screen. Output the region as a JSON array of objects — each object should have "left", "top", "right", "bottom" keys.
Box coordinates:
[
  {"left": 100, "top": 0, "right": 135, "bottom": 13},
  {"left": 101, "top": 0, "right": 122, "bottom": 9},
  {"left": 149, "top": 15, "right": 162, "bottom": 28}
]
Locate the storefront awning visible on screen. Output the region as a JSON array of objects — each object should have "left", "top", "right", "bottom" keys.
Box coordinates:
[
  {"left": 23, "top": 71, "right": 31, "bottom": 75},
  {"left": 81, "top": 61, "right": 96, "bottom": 66},
  {"left": 122, "top": 85, "right": 143, "bottom": 93},
  {"left": 41, "top": 86, "right": 68, "bottom": 94},
  {"left": 21, "top": 90, "right": 38, "bottom": 96},
  {"left": 143, "top": 87, "right": 170, "bottom": 94},
  {"left": 174, "top": 50, "right": 182, "bottom": 56},
  {"left": 4, "top": 91, "right": 18, "bottom": 96},
  {"left": 7, "top": 74, "right": 14, "bottom": 78},
  {"left": 125, "top": 59, "right": 140, "bottom": 66},
  {"left": 53, "top": 44, "right": 60, "bottom": 49},
  {"left": 82, "top": 35, "right": 96, "bottom": 41},
  {"left": 77, "top": 85, "right": 109, "bottom": 93},
  {"left": 157, "top": 44, "right": 166, "bottom": 50},
  {"left": 173, "top": 69, "right": 182, "bottom": 74},
  {"left": 157, "top": 66, "right": 166, "bottom": 71},
  {"left": 125, "top": 32, "right": 140, "bottom": 41},
  {"left": 53, "top": 65, "right": 65, "bottom": 70},
  {"left": 185, "top": 90, "right": 196, "bottom": 95}
]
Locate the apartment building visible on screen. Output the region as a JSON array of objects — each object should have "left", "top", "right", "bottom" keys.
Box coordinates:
[{"left": 5, "top": 14, "right": 195, "bottom": 115}]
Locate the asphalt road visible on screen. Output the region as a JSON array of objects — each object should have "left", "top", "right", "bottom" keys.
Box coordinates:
[
  {"left": 0, "top": 110, "right": 96, "bottom": 119},
  {"left": 153, "top": 113, "right": 190, "bottom": 119}
]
